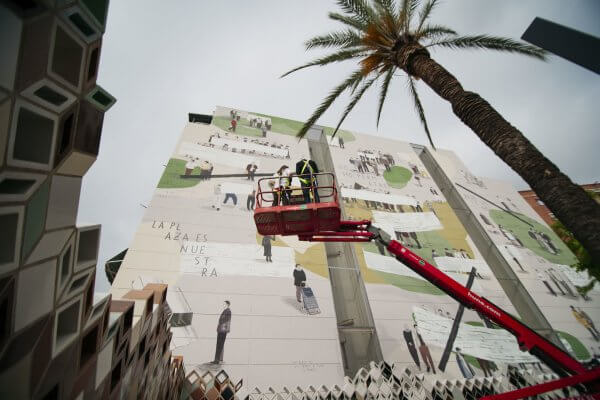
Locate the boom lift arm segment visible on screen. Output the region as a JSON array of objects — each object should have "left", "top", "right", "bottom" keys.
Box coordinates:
[{"left": 299, "top": 220, "right": 600, "bottom": 399}]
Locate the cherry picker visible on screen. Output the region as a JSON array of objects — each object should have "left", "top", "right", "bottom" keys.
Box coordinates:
[{"left": 253, "top": 173, "right": 600, "bottom": 399}]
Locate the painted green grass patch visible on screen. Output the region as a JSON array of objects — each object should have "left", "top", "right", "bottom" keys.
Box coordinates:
[
  {"left": 375, "top": 270, "right": 444, "bottom": 295},
  {"left": 362, "top": 230, "right": 454, "bottom": 270},
  {"left": 488, "top": 210, "right": 576, "bottom": 265},
  {"left": 383, "top": 166, "right": 413, "bottom": 189},
  {"left": 157, "top": 158, "right": 202, "bottom": 189},
  {"left": 212, "top": 116, "right": 263, "bottom": 137},
  {"left": 465, "top": 321, "right": 501, "bottom": 329},
  {"left": 558, "top": 331, "right": 590, "bottom": 360},
  {"left": 213, "top": 112, "right": 357, "bottom": 141},
  {"left": 252, "top": 112, "right": 356, "bottom": 141}
]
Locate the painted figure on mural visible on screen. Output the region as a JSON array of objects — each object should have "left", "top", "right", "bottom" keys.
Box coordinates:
[
  {"left": 570, "top": 305, "right": 600, "bottom": 341},
  {"left": 540, "top": 232, "right": 558, "bottom": 254},
  {"left": 546, "top": 268, "right": 566, "bottom": 296},
  {"left": 246, "top": 162, "right": 258, "bottom": 181},
  {"left": 455, "top": 347, "right": 475, "bottom": 379},
  {"left": 293, "top": 264, "right": 307, "bottom": 304},
  {"left": 184, "top": 157, "right": 197, "bottom": 176},
  {"left": 528, "top": 227, "right": 554, "bottom": 254},
  {"left": 548, "top": 268, "right": 575, "bottom": 297},
  {"left": 262, "top": 235, "right": 275, "bottom": 262},
  {"left": 228, "top": 118, "right": 237, "bottom": 132},
  {"left": 223, "top": 191, "right": 237, "bottom": 206},
  {"left": 212, "top": 300, "right": 231, "bottom": 364},
  {"left": 212, "top": 184, "right": 222, "bottom": 211},
  {"left": 414, "top": 324, "right": 435, "bottom": 373},
  {"left": 536, "top": 269, "right": 557, "bottom": 296},
  {"left": 402, "top": 324, "right": 421, "bottom": 370},
  {"left": 247, "top": 189, "right": 256, "bottom": 211},
  {"left": 476, "top": 357, "right": 493, "bottom": 377},
  {"left": 198, "top": 160, "right": 213, "bottom": 180}
]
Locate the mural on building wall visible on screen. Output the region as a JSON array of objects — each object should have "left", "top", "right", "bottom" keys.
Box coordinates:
[
  {"left": 430, "top": 149, "right": 599, "bottom": 361},
  {"left": 112, "top": 106, "right": 598, "bottom": 388},
  {"left": 327, "top": 133, "right": 544, "bottom": 378},
  {"left": 112, "top": 107, "right": 345, "bottom": 388}
]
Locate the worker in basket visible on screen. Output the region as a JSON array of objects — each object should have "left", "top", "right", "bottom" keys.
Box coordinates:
[
  {"left": 277, "top": 165, "right": 292, "bottom": 205},
  {"left": 295, "top": 157, "right": 320, "bottom": 203}
]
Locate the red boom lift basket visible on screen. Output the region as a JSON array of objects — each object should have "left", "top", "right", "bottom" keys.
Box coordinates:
[{"left": 253, "top": 172, "right": 341, "bottom": 236}]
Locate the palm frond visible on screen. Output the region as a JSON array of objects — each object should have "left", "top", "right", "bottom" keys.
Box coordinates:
[
  {"left": 373, "top": 0, "right": 400, "bottom": 38},
  {"left": 281, "top": 49, "right": 365, "bottom": 78},
  {"left": 332, "top": 73, "right": 382, "bottom": 137},
  {"left": 305, "top": 30, "right": 363, "bottom": 50},
  {"left": 350, "top": 74, "right": 366, "bottom": 95},
  {"left": 374, "top": 0, "right": 396, "bottom": 9},
  {"left": 407, "top": 76, "right": 435, "bottom": 149},
  {"left": 406, "top": 0, "right": 420, "bottom": 31},
  {"left": 416, "top": 0, "right": 439, "bottom": 33},
  {"left": 416, "top": 24, "right": 457, "bottom": 40},
  {"left": 360, "top": 53, "right": 385, "bottom": 75},
  {"left": 376, "top": 67, "right": 395, "bottom": 127},
  {"left": 362, "top": 23, "right": 396, "bottom": 50},
  {"left": 399, "top": 0, "right": 420, "bottom": 33},
  {"left": 336, "top": 0, "right": 376, "bottom": 23},
  {"left": 329, "top": 12, "right": 368, "bottom": 31},
  {"left": 426, "top": 35, "right": 547, "bottom": 59},
  {"left": 373, "top": 0, "right": 397, "bottom": 18},
  {"left": 297, "top": 69, "right": 365, "bottom": 138}
]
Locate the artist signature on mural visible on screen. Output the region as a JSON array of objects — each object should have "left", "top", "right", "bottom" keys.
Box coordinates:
[{"left": 292, "top": 360, "right": 325, "bottom": 372}]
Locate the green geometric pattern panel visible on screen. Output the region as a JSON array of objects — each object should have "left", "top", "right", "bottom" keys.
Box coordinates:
[{"left": 22, "top": 179, "right": 50, "bottom": 258}]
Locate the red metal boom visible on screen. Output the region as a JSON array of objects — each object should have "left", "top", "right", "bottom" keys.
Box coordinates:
[{"left": 299, "top": 220, "right": 599, "bottom": 398}]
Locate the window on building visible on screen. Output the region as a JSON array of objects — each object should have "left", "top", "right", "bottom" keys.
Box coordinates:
[{"left": 535, "top": 198, "right": 545, "bottom": 206}]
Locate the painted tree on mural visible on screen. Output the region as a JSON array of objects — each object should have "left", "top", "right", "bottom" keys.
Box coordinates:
[{"left": 282, "top": 0, "right": 600, "bottom": 266}]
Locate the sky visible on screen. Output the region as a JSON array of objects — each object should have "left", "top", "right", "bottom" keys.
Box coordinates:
[{"left": 82, "top": 0, "right": 600, "bottom": 292}]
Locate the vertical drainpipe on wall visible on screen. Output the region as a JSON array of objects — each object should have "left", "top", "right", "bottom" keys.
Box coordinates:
[
  {"left": 412, "top": 144, "right": 566, "bottom": 351},
  {"left": 305, "top": 127, "right": 384, "bottom": 376}
]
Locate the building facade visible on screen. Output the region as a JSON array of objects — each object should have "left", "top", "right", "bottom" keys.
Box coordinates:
[
  {"left": 112, "top": 106, "right": 600, "bottom": 395},
  {"left": 0, "top": 2, "right": 186, "bottom": 399},
  {"left": 519, "top": 183, "right": 600, "bottom": 226}
]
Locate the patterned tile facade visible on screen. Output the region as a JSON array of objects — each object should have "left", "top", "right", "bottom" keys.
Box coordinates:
[
  {"left": 0, "top": 1, "right": 185, "bottom": 399},
  {"left": 183, "top": 363, "right": 583, "bottom": 400}
]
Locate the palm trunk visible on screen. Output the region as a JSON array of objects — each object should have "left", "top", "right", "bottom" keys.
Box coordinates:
[{"left": 406, "top": 51, "right": 600, "bottom": 264}]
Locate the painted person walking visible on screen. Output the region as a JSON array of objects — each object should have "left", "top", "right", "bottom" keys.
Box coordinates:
[
  {"left": 455, "top": 347, "right": 475, "bottom": 379},
  {"left": 212, "top": 301, "right": 231, "bottom": 364},
  {"left": 414, "top": 324, "right": 435, "bottom": 373},
  {"left": 262, "top": 235, "right": 275, "bottom": 262},
  {"left": 293, "top": 264, "right": 307, "bottom": 303}
]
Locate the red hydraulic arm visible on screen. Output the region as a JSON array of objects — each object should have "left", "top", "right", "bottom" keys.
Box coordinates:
[{"left": 299, "top": 220, "right": 600, "bottom": 399}]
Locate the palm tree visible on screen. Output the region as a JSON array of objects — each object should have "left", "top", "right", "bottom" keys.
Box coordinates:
[{"left": 282, "top": 0, "right": 600, "bottom": 264}]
